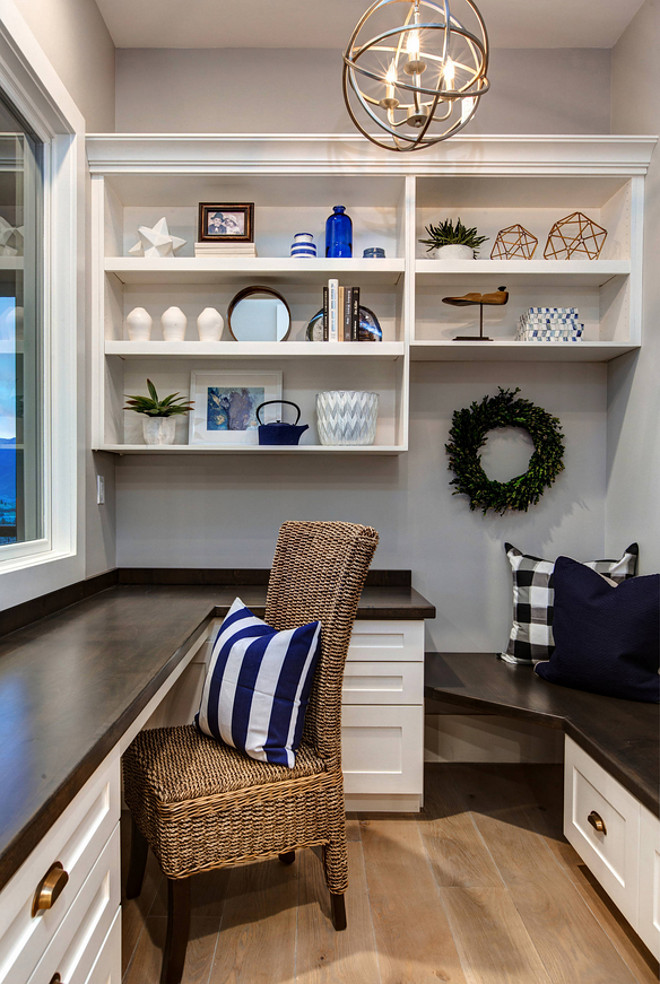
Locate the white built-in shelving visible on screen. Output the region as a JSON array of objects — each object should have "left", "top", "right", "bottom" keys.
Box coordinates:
[{"left": 87, "top": 133, "right": 655, "bottom": 455}]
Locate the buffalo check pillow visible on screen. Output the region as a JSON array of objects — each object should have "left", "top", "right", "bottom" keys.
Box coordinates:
[
  {"left": 501, "top": 542, "right": 638, "bottom": 664},
  {"left": 195, "top": 597, "right": 321, "bottom": 768}
]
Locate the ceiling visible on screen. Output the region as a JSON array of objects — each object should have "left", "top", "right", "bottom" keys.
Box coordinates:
[{"left": 94, "top": 0, "right": 645, "bottom": 51}]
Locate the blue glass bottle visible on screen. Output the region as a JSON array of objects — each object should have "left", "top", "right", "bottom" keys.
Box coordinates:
[{"left": 325, "top": 205, "right": 353, "bottom": 258}]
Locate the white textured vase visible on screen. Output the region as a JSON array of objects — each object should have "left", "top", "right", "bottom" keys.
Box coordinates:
[
  {"left": 433, "top": 244, "right": 475, "bottom": 260},
  {"left": 161, "top": 306, "right": 187, "bottom": 341},
  {"left": 196, "top": 307, "right": 224, "bottom": 341},
  {"left": 316, "top": 391, "right": 379, "bottom": 446},
  {"left": 142, "top": 416, "right": 176, "bottom": 445},
  {"left": 126, "top": 306, "right": 153, "bottom": 342}
]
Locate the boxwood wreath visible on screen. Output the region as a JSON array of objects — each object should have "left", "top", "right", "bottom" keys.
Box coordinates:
[{"left": 445, "top": 388, "right": 565, "bottom": 514}]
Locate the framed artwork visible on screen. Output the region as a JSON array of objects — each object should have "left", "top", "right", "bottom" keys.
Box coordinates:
[
  {"left": 188, "top": 371, "right": 282, "bottom": 445},
  {"left": 198, "top": 202, "right": 254, "bottom": 243}
]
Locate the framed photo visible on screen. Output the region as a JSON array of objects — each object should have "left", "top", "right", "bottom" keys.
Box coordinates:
[
  {"left": 198, "top": 202, "right": 254, "bottom": 242},
  {"left": 188, "top": 371, "right": 282, "bottom": 445}
]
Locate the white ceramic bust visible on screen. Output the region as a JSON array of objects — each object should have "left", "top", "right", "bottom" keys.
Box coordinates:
[
  {"left": 126, "top": 307, "right": 153, "bottom": 342},
  {"left": 196, "top": 307, "right": 224, "bottom": 341},
  {"left": 161, "top": 306, "right": 187, "bottom": 342}
]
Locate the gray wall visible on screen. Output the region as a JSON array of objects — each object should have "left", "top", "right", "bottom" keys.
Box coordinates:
[
  {"left": 115, "top": 47, "right": 611, "bottom": 134},
  {"left": 607, "top": 1, "right": 660, "bottom": 572}
]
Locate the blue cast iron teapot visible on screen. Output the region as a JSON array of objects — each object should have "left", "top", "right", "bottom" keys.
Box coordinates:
[{"left": 256, "top": 400, "right": 308, "bottom": 446}]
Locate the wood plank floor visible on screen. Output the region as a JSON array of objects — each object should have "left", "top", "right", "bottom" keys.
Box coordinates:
[{"left": 121, "top": 764, "right": 659, "bottom": 984}]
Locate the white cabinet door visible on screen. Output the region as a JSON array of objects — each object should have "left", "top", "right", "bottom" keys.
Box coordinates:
[{"left": 638, "top": 804, "right": 660, "bottom": 960}]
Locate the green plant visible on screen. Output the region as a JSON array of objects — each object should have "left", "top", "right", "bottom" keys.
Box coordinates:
[
  {"left": 123, "top": 379, "right": 194, "bottom": 417},
  {"left": 419, "top": 217, "right": 488, "bottom": 255}
]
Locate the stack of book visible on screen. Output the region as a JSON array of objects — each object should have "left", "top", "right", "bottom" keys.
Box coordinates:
[
  {"left": 518, "top": 306, "right": 584, "bottom": 342},
  {"left": 321, "top": 279, "right": 361, "bottom": 341},
  {"left": 194, "top": 241, "right": 257, "bottom": 258}
]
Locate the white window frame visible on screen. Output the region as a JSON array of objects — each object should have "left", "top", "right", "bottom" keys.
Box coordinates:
[{"left": 0, "top": 3, "right": 83, "bottom": 582}]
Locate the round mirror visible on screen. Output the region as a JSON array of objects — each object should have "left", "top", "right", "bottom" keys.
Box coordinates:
[{"left": 227, "top": 286, "right": 291, "bottom": 342}]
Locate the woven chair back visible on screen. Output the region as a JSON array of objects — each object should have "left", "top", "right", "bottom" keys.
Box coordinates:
[{"left": 265, "top": 521, "right": 378, "bottom": 763}]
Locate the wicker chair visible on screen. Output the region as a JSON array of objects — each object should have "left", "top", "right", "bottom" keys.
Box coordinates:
[{"left": 123, "top": 521, "right": 379, "bottom": 984}]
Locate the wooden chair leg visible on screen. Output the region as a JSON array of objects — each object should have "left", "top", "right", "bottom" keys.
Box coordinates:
[
  {"left": 161, "top": 878, "right": 191, "bottom": 984},
  {"left": 126, "top": 815, "right": 148, "bottom": 900},
  {"left": 278, "top": 851, "right": 296, "bottom": 865},
  {"left": 330, "top": 891, "right": 347, "bottom": 931}
]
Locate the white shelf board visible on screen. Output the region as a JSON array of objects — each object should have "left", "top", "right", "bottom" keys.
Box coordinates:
[
  {"left": 415, "top": 258, "right": 630, "bottom": 288},
  {"left": 105, "top": 256, "right": 405, "bottom": 286},
  {"left": 105, "top": 340, "right": 404, "bottom": 359},
  {"left": 93, "top": 443, "right": 406, "bottom": 455},
  {"left": 410, "top": 340, "right": 639, "bottom": 362}
]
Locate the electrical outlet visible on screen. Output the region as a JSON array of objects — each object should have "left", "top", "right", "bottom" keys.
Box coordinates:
[{"left": 96, "top": 475, "right": 105, "bottom": 505}]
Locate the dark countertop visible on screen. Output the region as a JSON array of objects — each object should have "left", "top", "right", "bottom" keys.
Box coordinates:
[
  {"left": 425, "top": 652, "right": 659, "bottom": 817},
  {"left": 0, "top": 581, "right": 434, "bottom": 892}
]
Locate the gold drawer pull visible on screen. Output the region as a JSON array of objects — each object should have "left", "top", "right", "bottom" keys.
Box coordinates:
[
  {"left": 32, "top": 862, "right": 69, "bottom": 917},
  {"left": 587, "top": 810, "right": 607, "bottom": 835}
]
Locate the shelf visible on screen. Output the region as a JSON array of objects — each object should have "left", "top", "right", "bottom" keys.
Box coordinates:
[
  {"left": 93, "top": 444, "right": 406, "bottom": 455},
  {"left": 409, "top": 340, "right": 639, "bottom": 363},
  {"left": 104, "top": 257, "right": 405, "bottom": 286},
  {"left": 415, "top": 259, "right": 630, "bottom": 288},
  {"left": 105, "top": 341, "right": 404, "bottom": 359}
]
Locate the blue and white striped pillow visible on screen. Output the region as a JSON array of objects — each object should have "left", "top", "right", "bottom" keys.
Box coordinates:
[{"left": 195, "top": 597, "right": 322, "bottom": 768}]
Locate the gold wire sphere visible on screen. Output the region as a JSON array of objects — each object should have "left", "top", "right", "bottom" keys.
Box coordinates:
[{"left": 342, "top": 0, "right": 489, "bottom": 152}]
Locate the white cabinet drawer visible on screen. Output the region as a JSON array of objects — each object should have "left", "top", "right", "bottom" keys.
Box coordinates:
[
  {"left": 342, "top": 704, "right": 423, "bottom": 795},
  {"left": 27, "top": 824, "right": 120, "bottom": 984},
  {"left": 0, "top": 753, "right": 120, "bottom": 984},
  {"left": 563, "top": 737, "right": 640, "bottom": 926},
  {"left": 342, "top": 660, "right": 423, "bottom": 705},
  {"left": 348, "top": 620, "right": 424, "bottom": 664},
  {"left": 638, "top": 804, "right": 660, "bottom": 960}
]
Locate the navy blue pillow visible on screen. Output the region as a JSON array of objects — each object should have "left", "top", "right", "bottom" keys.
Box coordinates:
[{"left": 535, "top": 556, "right": 660, "bottom": 702}]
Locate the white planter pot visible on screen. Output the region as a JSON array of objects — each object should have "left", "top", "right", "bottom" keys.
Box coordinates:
[
  {"left": 126, "top": 307, "right": 153, "bottom": 341},
  {"left": 142, "top": 416, "right": 176, "bottom": 445},
  {"left": 433, "top": 244, "right": 475, "bottom": 260},
  {"left": 197, "top": 307, "right": 224, "bottom": 341},
  {"left": 161, "top": 306, "right": 187, "bottom": 341},
  {"left": 316, "top": 391, "right": 379, "bottom": 446}
]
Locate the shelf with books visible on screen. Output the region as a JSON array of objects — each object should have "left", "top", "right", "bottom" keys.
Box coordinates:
[{"left": 103, "top": 257, "right": 405, "bottom": 286}]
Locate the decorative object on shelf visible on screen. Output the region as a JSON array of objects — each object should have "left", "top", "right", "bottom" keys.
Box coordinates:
[
  {"left": 256, "top": 400, "right": 309, "bottom": 446},
  {"left": 125, "top": 306, "right": 153, "bottom": 342},
  {"left": 160, "top": 306, "right": 187, "bottom": 342},
  {"left": 342, "top": 0, "right": 489, "bottom": 152},
  {"left": 445, "top": 387, "right": 565, "bottom": 515},
  {"left": 305, "top": 302, "right": 382, "bottom": 343},
  {"left": 306, "top": 310, "right": 325, "bottom": 342},
  {"left": 518, "top": 306, "right": 584, "bottom": 343},
  {"left": 544, "top": 212, "right": 607, "bottom": 260},
  {"left": 227, "top": 286, "right": 291, "bottom": 342},
  {"left": 128, "top": 217, "right": 186, "bottom": 258},
  {"left": 198, "top": 202, "right": 254, "bottom": 243},
  {"left": 189, "top": 370, "right": 282, "bottom": 445},
  {"left": 491, "top": 224, "right": 538, "bottom": 260},
  {"left": 316, "top": 390, "right": 379, "bottom": 446},
  {"left": 196, "top": 307, "right": 224, "bottom": 342},
  {"left": 123, "top": 378, "right": 194, "bottom": 446},
  {"left": 419, "top": 218, "right": 487, "bottom": 258},
  {"left": 0, "top": 215, "right": 23, "bottom": 256},
  {"left": 325, "top": 205, "right": 353, "bottom": 257},
  {"left": 290, "top": 233, "right": 317, "bottom": 258},
  {"left": 443, "top": 286, "right": 508, "bottom": 341},
  {"left": 363, "top": 247, "right": 386, "bottom": 258}
]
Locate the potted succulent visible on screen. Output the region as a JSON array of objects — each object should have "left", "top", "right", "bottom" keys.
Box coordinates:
[
  {"left": 419, "top": 218, "right": 488, "bottom": 259},
  {"left": 124, "top": 378, "right": 194, "bottom": 445}
]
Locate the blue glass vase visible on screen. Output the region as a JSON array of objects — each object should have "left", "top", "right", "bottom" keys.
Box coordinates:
[{"left": 325, "top": 205, "right": 352, "bottom": 258}]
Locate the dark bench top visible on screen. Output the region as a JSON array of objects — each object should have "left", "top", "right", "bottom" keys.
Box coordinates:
[
  {"left": 425, "top": 652, "right": 659, "bottom": 818},
  {"left": 0, "top": 580, "right": 434, "bottom": 893}
]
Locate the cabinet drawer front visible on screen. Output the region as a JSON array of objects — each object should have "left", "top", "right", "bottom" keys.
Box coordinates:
[
  {"left": 342, "top": 661, "right": 423, "bottom": 705},
  {"left": 341, "top": 704, "right": 423, "bottom": 795},
  {"left": 638, "top": 805, "right": 660, "bottom": 961},
  {"left": 0, "top": 753, "right": 120, "bottom": 984},
  {"left": 348, "top": 620, "right": 424, "bottom": 663},
  {"left": 27, "top": 825, "right": 120, "bottom": 984},
  {"left": 563, "top": 737, "right": 640, "bottom": 924}
]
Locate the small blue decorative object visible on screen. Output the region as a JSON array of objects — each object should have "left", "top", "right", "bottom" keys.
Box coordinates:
[
  {"left": 363, "top": 247, "right": 386, "bottom": 258},
  {"left": 305, "top": 306, "right": 382, "bottom": 342},
  {"left": 256, "top": 400, "right": 308, "bottom": 445},
  {"left": 325, "top": 205, "right": 352, "bottom": 258}
]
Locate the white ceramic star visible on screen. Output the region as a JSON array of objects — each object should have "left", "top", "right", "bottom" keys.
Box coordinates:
[
  {"left": 128, "top": 217, "right": 186, "bottom": 258},
  {"left": 0, "top": 216, "right": 22, "bottom": 256}
]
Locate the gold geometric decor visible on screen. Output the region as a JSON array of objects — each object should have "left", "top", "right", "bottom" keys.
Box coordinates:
[
  {"left": 543, "top": 212, "right": 607, "bottom": 260},
  {"left": 490, "top": 224, "right": 538, "bottom": 260}
]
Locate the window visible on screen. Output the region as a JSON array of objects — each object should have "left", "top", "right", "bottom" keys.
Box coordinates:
[{"left": 0, "top": 93, "right": 43, "bottom": 549}]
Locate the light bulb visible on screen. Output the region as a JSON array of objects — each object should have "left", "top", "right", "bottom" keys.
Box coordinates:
[
  {"left": 406, "top": 30, "right": 420, "bottom": 58},
  {"left": 380, "top": 61, "right": 400, "bottom": 110},
  {"left": 443, "top": 58, "right": 455, "bottom": 89},
  {"left": 461, "top": 96, "right": 475, "bottom": 122},
  {"left": 404, "top": 28, "right": 426, "bottom": 75}
]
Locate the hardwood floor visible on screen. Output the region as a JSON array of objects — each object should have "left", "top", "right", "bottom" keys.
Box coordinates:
[{"left": 121, "top": 764, "right": 659, "bottom": 984}]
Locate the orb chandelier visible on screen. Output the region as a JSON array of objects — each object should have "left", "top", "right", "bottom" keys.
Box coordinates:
[{"left": 342, "top": 0, "right": 489, "bottom": 152}]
